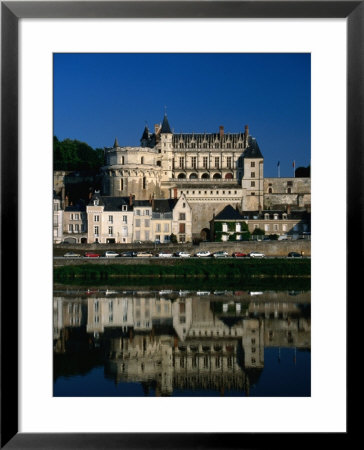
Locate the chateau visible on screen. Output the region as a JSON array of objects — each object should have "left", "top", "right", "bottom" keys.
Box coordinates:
[{"left": 100, "top": 115, "right": 310, "bottom": 240}]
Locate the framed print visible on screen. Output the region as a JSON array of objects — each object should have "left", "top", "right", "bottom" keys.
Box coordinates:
[{"left": 1, "top": 0, "right": 359, "bottom": 448}]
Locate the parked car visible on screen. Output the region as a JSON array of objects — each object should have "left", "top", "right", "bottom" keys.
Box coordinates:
[
  {"left": 213, "top": 251, "right": 229, "bottom": 258},
  {"left": 119, "top": 251, "right": 137, "bottom": 257},
  {"left": 278, "top": 235, "right": 288, "bottom": 241},
  {"left": 156, "top": 251, "right": 173, "bottom": 258},
  {"left": 104, "top": 251, "right": 119, "bottom": 258},
  {"left": 248, "top": 251, "right": 265, "bottom": 258},
  {"left": 136, "top": 251, "right": 153, "bottom": 257},
  {"left": 174, "top": 251, "right": 191, "bottom": 257},
  {"left": 195, "top": 251, "right": 211, "bottom": 257},
  {"left": 287, "top": 252, "right": 302, "bottom": 258},
  {"left": 63, "top": 252, "right": 81, "bottom": 257},
  {"left": 232, "top": 251, "right": 247, "bottom": 258},
  {"left": 84, "top": 252, "right": 100, "bottom": 258}
]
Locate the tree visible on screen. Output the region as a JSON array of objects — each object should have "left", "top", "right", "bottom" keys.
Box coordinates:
[
  {"left": 295, "top": 165, "right": 310, "bottom": 177},
  {"left": 170, "top": 233, "right": 177, "bottom": 244},
  {"left": 252, "top": 228, "right": 265, "bottom": 236},
  {"left": 53, "top": 136, "right": 104, "bottom": 171}
]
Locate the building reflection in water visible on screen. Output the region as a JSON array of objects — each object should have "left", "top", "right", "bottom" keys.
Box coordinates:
[{"left": 54, "top": 290, "right": 310, "bottom": 396}]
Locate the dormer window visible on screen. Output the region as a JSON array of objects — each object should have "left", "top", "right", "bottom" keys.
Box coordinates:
[{"left": 94, "top": 200, "right": 99, "bottom": 206}]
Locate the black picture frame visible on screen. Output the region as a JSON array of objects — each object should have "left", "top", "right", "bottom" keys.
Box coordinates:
[{"left": 1, "top": 1, "right": 358, "bottom": 448}]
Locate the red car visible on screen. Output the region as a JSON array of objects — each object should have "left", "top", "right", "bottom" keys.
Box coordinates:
[
  {"left": 232, "top": 252, "right": 247, "bottom": 258},
  {"left": 84, "top": 252, "right": 100, "bottom": 258}
]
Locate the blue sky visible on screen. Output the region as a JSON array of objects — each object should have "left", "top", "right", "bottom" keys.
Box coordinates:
[{"left": 53, "top": 53, "right": 310, "bottom": 177}]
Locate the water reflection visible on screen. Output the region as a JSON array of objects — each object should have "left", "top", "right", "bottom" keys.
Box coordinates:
[{"left": 54, "top": 289, "right": 310, "bottom": 396}]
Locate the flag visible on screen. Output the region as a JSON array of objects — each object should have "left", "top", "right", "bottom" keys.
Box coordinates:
[
  {"left": 293, "top": 160, "right": 295, "bottom": 168},
  {"left": 277, "top": 161, "right": 280, "bottom": 167}
]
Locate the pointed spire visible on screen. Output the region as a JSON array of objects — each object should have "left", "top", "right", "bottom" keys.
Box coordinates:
[
  {"left": 160, "top": 113, "right": 172, "bottom": 134},
  {"left": 114, "top": 137, "right": 119, "bottom": 147},
  {"left": 141, "top": 125, "right": 149, "bottom": 141}
]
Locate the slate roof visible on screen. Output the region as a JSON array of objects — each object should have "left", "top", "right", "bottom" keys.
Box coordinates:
[
  {"left": 160, "top": 114, "right": 172, "bottom": 134},
  {"left": 88, "top": 193, "right": 132, "bottom": 211},
  {"left": 244, "top": 136, "right": 263, "bottom": 158},
  {"left": 152, "top": 198, "right": 177, "bottom": 213},
  {"left": 213, "top": 205, "right": 244, "bottom": 221},
  {"left": 241, "top": 209, "right": 311, "bottom": 221}
]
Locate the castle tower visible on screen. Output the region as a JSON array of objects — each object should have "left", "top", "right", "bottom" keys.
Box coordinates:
[
  {"left": 241, "top": 136, "right": 264, "bottom": 211},
  {"left": 160, "top": 114, "right": 174, "bottom": 182}
]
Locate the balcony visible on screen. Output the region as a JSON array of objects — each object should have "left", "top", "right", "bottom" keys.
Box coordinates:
[{"left": 168, "top": 178, "right": 240, "bottom": 184}]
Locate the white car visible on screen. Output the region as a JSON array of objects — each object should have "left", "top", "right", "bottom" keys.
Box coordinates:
[
  {"left": 104, "top": 251, "right": 119, "bottom": 257},
  {"left": 195, "top": 251, "right": 211, "bottom": 257},
  {"left": 213, "top": 251, "right": 229, "bottom": 258},
  {"left": 249, "top": 251, "right": 265, "bottom": 258},
  {"left": 174, "top": 251, "right": 191, "bottom": 257},
  {"left": 156, "top": 251, "right": 173, "bottom": 258}
]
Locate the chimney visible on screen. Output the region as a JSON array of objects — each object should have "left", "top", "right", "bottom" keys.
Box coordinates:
[
  {"left": 219, "top": 125, "right": 224, "bottom": 138},
  {"left": 244, "top": 125, "right": 249, "bottom": 146},
  {"left": 173, "top": 188, "right": 178, "bottom": 199},
  {"left": 129, "top": 193, "right": 133, "bottom": 206},
  {"left": 65, "top": 195, "right": 69, "bottom": 208}
]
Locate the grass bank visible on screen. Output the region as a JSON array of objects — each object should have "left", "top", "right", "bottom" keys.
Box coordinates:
[{"left": 54, "top": 258, "right": 310, "bottom": 281}]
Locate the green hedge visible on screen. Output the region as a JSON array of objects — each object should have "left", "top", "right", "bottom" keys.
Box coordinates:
[{"left": 54, "top": 259, "right": 311, "bottom": 281}]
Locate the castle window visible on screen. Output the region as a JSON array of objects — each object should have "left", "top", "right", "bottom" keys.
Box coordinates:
[
  {"left": 191, "top": 156, "right": 197, "bottom": 169},
  {"left": 268, "top": 188, "right": 272, "bottom": 193},
  {"left": 203, "top": 156, "right": 208, "bottom": 168},
  {"left": 108, "top": 226, "right": 113, "bottom": 235},
  {"left": 251, "top": 172, "right": 255, "bottom": 178},
  {"left": 287, "top": 188, "right": 292, "bottom": 194},
  {"left": 264, "top": 214, "right": 270, "bottom": 220},
  {"left": 68, "top": 224, "right": 73, "bottom": 233},
  {"left": 222, "top": 223, "right": 228, "bottom": 232},
  {"left": 227, "top": 143, "right": 231, "bottom": 149},
  {"left": 265, "top": 224, "right": 269, "bottom": 231},
  {"left": 122, "top": 205, "right": 127, "bottom": 211},
  {"left": 215, "top": 143, "right": 219, "bottom": 148},
  {"left": 179, "top": 213, "right": 186, "bottom": 220},
  {"left": 179, "top": 157, "right": 185, "bottom": 168},
  {"left": 156, "top": 161, "right": 161, "bottom": 167},
  {"left": 121, "top": 156, "right": 124, "bottom": 164},
  {"left": 108, "top": 215, "right": 113, "bottom": 223},
  {"left": 287, "top": 181, "right": 293, "bottom": 186},
  {"left": 251, "top": 181, "right": 255, "bottom": 187},
  {"left": 251, "top": 161, "right": 255, "bottom": 167},
  {"left": 215, "top": 157, "right": 220, "bottom": 168},
  {"left": 273, "top": 224, "right": 279, "bottom": 231},
  {"left": 274, "top": 214, "right": 279, "bottom": 220},
  {"left": 135, "top": 219, "right": 140, "bottom": 228},
  {"left": 227, "top": 157, "right": 232, "bottom": 168},
  {"left": 123, "top": 216, "right": 127, "bottom": 223},
  {"left": 282, "top": 213, "right": 287, "bottom": 220},
  {"left": 251, "top": 192, "right": 255, "bottom": 195},
  {"left": 94, "top": 215, "right": 99, "bottom": 222},
  {"left": 238, "top": 143, "right": 243, "bottom": 148},
  {"left": 141, "top": 157, "right": 144, "bottom": 164},
  {"left": 143, "top": 177, "right": 146, "bottom": 189},
  {"left": 120, "top": 179, "right": 123, "bottom": 190},
  {"left": 94, "top": 226, "right": 99, "bottom": 235},
  {"left": 203, "top": 143, "right": 207, "bottom": 149}
]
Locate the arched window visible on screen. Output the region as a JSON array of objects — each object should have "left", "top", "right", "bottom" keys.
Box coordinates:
[
  {"left": 268, "top": 188, "right": 273, "bottom": 193},
  {"left": 141, "top": 156, "right": 144, "bottom": 164},
  {"left": 178, "top": 173, "right": 186, "bottom": 179}
]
